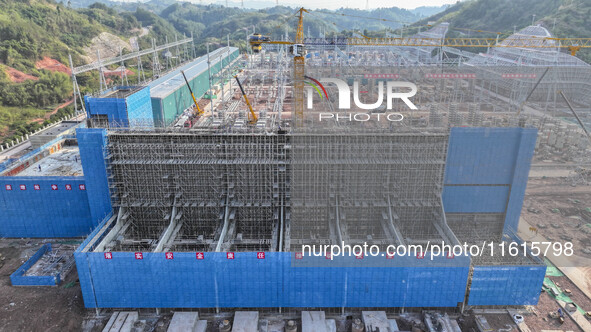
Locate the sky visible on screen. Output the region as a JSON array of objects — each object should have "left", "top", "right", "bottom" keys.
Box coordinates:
[{"left": 179, "top": 0, "right": 460, "bottom": 10}]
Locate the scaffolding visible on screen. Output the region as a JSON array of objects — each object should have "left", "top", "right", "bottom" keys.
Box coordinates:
[
  {"left": 94, "top": 127, "right": 468, "bottom": 257},
  {"left": 99, "top": 133, "right": 289, "bottom": 253},
  {"left": 86, "top": 23, "right": 591, "bottom": 273},
  {"left": 288, "top": 132, "right": 454, "bottom": 251}
]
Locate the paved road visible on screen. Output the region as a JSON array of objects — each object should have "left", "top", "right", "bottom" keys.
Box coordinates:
[{"left": 0, "top": 141, "right": 32, "bottom": 163}]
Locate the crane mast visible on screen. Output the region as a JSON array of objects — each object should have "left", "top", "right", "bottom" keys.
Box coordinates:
[{"left": 293, "top": 8, "right": 308, "bottom": 128}]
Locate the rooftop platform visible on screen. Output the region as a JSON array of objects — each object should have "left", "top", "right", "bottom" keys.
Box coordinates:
[
  {"left": 99, "top": 86, "right": 144, "bottom": 99},
  {"left": 30, "top": 120, "right": 82, "bottom": 148},
  {"left": 14, "top": 145, "right": 82, "bottom": 177},
  {"left": 148, "top": 47, "right": 238, "bottom": 99}
]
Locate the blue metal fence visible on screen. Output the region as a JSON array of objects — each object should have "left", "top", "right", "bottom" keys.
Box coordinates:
[
  {"left": 75, "top": 249, "right": 471, "bottom": 308},
  {"left": 10, "top": 244, "right": 60, "bottom": 286}
]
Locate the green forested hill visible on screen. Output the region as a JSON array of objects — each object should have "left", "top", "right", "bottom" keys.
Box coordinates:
[
  {"left": 0, "top": 0, "right": 181, "bottom": 143},
  {"left": 0, "top": 0, "right": 138, "bottom": 71},
  {"left": 157, "top": 3, "right": 432, "bottom": 53},
  {"left": 407, "top": 0, "right": 591, "bottom": 64}
]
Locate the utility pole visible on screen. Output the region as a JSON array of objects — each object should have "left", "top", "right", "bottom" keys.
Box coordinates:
[
  {"left": 191, "top": 32, "right": 196, "bottom": 59},
  {"left": 68, "top": 55, "right": 76, "bottom": 114},
  {"left": 227, "top": 34, "right": 232, "bottom": 101},
  {"left": 206, "top": 43, "right": 214, "bottom": 117}
]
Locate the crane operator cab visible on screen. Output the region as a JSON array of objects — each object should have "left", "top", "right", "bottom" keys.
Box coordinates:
[
  {"left": 249, "top": 33, "right": 270, "bottom": 53},
  {"left": 289, "top": 44, "right": 305, "bottom": 57}
]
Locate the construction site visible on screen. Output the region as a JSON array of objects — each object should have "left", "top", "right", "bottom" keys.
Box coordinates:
[{"left": 1, "top": 8, "right": 591, "bottom": 332}]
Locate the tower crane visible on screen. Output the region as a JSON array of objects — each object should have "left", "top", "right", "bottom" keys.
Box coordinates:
[
  {"left": 249, "top": 8, "right": 307, "bottom": 128},
  {"left": 248, "top": 8, "right": 591, "bottom": 127}
]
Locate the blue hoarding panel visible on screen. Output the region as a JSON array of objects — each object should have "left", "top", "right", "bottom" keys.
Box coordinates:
[
  {"left": 0, "top": 177, "right": 92, "bottom": 237},
  {"left": 504, "top": 128, "right": 537, "bottom": 233},
  {"left": 126, "top": 87, "right": 153, "bottom": 127},
  {"left": 445, "top": 128, "right": 521, "bottom": 185},
  {"left": 85, "top": 86, "right": 153, "bottom": 128},
  {"left": 444, "top": 127, "right": 537, "bottom": 232},
  {"left": 77, "top": 128, "right": 111, "bottom": 227},
  {"left": 442, "top": 185, "right": 509, "bottom": 213},
  {"left": 468, "top": 265, "right": 546, "bottom": 305},
  {"left": 85, "top": 94, "right": 128, "bottom": 127},
  {"left": 75, "top": 250, "right": 470, "bottom": 308}
]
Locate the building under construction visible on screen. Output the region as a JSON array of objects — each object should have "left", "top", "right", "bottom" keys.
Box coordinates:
[{"left": 3, "top": 22, "right": 591, "bottom": 311}]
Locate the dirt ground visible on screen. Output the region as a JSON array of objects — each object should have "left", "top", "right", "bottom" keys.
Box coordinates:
[
  {"left": 524, "top": 291, "right": 583, "bottom": 332},
  {"left": 484, "top": 314, "right": 518, "bottom": 331},
  {"left": 551, "top": 275, "right": 591, "bottom": 311},
  {"left": 520, "top": 175, "right": 591, "bottom": 299},
  {"left": 521, "top": 179, "right": 591, "bottom": 256},
  {"left": 0, "top": 242, "right": 85, "bottom": 332},
  {"left": 35, "top": 57, "right": 71, "bottom": 75},
  {"left": 1, "top": 65, "right": 38, "bottom": 83}
]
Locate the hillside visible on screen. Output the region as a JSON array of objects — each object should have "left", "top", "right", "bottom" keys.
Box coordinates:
[
  {"left": 0, "top": 0, "right": 443, "bottom": 144},
  {"left": 0, "top": 0, "right": 182, "bottom": 144},
  {"left": 407, "top": 0, "right": 591, "bottom": 64},
  {"left": 157, "top": 3, "right": 436, "bottom": 53}
]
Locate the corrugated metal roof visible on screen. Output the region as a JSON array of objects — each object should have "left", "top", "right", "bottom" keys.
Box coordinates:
[{"left": 149, "top": 46, "right": 239, "bottom": 99}]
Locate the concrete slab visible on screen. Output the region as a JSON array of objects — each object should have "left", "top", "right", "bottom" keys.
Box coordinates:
[
  {"left": 103, "top": 311, "right": 138, "bottom": 332},
  {"left": 362, "top": 311, "right": 391, "bottom": 332},
  {"left": 195, "top": 320, "right": 207, "bottom": 332},
  {"left": 475, "top": 315, "right": 492, "bottom": 331},
  {"left": 167, "top": 312, "right": 199, "bottom": 332},
  {"left": 388, "top": 319, "right": 400, "bottom": 331},
  {"left": 119, "top": 312, "right": 138, "bottom": 332},
  {"left": 102, "top": 312, "right": 119, "bottom": 331},
  {"left": 231, "top": 311, "right": 259, "bottom": 332},
  {"left": 15, "top": 145, "right": 82, "bottom": 176},
  {"left": 302, "top": 311, "right": 327, "bottom": 332},
  {"left": 325, "top": 319, "right": 336, "bottom": 332}
]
